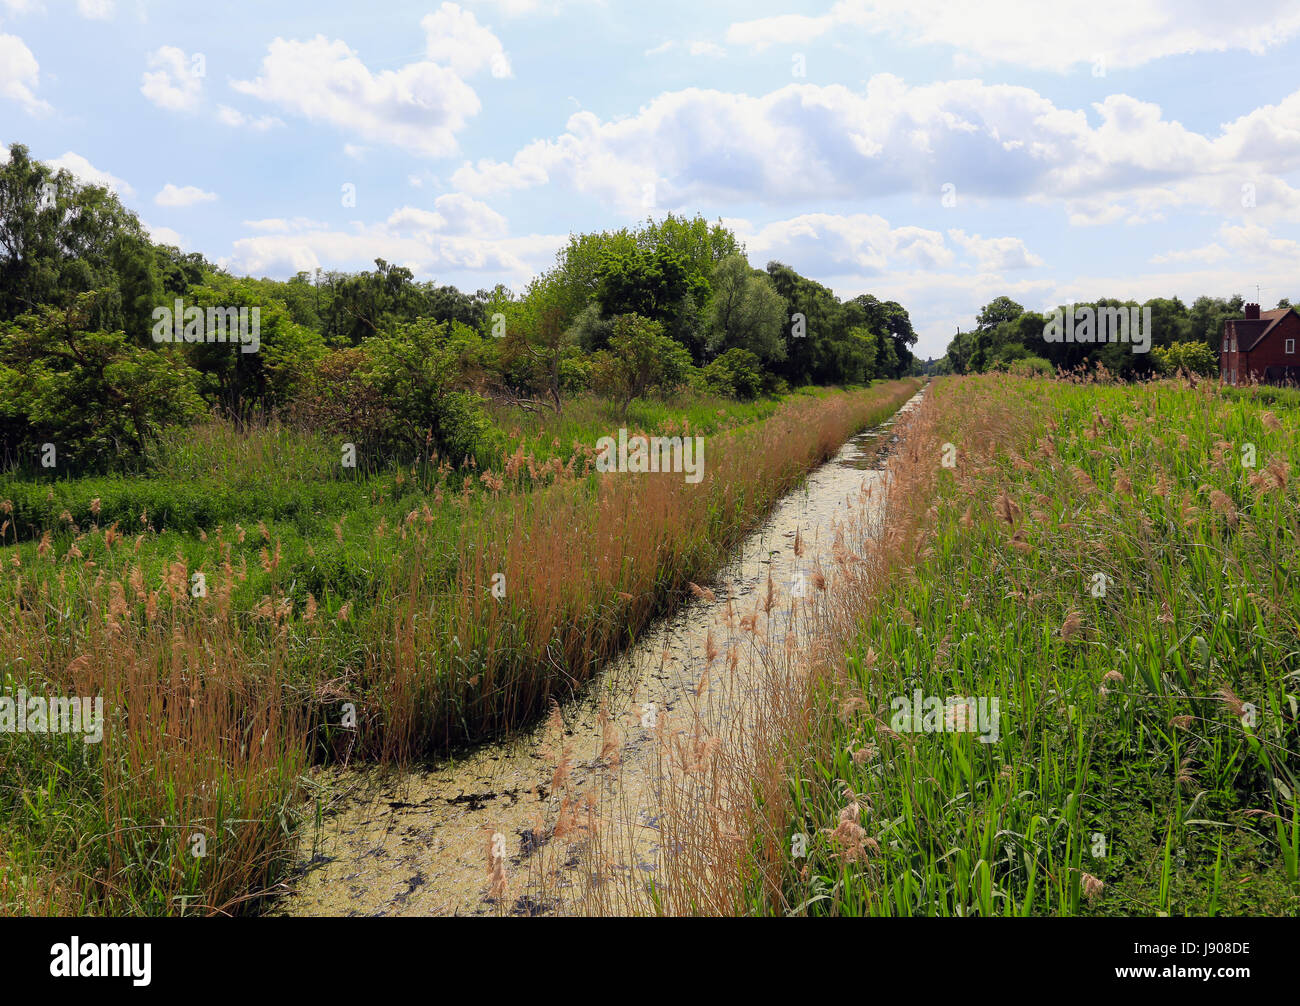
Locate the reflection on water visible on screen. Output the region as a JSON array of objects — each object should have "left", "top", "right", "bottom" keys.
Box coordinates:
[{"left": 275, "top": 390, "right": 924, "bottom": 916}]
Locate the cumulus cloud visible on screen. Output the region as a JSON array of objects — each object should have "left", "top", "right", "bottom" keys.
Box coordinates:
[
  {"left": 216, "top": 105, "right": 284, "bottom": 131},
  {"left": 155, "top": 183, "right": 217, "bottom": 207},
  {"left": 450, "top": 75, "right": 1300, "bottom": 223},
  {"left": 145, "top": 222, "right": 186, "bottom": 247},
  {"left": 0, "top": 33, "right": 51, "bottom": 114},
  {"left": 140, "top": 46, "right": 204, "bottom": 112},
  {"left": 225, "top": 195, "right": 557, "bottom": 281},
  {"left": 45, "top": 152, "right": 133, "bottom": 196},
  {"left": 231, "top": 5, "right": 511, "bottom": 158},
  {"left": 728, "top": 0, "right": 1300, "bottom": 71},
  {"left": 76, "top": 0, "right": 114, "bottom": 19},
  {"left": 1153, "top": 221, "right": 1300, "bottom": 265},
  {"left": 422, "top": 2, "right": 512, "bottom": 78},
  {"left": 730, "top": 213, "right": 954, "bottom": 275},
  {"left": 947, "top": 229, "right": 1044, "bottom": 270}
]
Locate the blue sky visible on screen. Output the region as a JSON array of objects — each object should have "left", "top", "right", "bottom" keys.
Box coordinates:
[{"left": 3, "top": 0, "right": 1300, "bottom": 357}]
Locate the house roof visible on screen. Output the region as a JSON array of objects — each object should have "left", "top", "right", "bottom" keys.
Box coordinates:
[{"left": 1238, "top": 307, "right": 1297, "bottom": 352}]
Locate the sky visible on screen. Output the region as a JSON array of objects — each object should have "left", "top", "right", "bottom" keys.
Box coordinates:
[{"left": 3, "top": 0, "right": 1300, "bottom": 358}]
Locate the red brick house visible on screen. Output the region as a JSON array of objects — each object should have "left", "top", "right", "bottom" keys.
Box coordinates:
[{"left": 1221, "top": 303, "right": 1300, "bottom": 385}]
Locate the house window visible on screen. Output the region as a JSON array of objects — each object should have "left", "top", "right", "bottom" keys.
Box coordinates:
[{"left": 1287, "top": 338, "right": 1296, "bottom": 355}]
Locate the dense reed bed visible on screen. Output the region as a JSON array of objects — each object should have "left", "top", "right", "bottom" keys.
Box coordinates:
[
  {"left": 0, "top": 380, "right": 919, "bottom": 915},
  {"left": 699, "top": 374, "right": 1298, "bottom": 916}
]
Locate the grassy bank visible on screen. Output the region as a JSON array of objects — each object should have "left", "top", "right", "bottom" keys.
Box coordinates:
[
  {"left": 0, "top": 380, "right": 919, "bottom": 915},
  {"left": 764, "top": 374, "right": 1298, "bottom": 916}
]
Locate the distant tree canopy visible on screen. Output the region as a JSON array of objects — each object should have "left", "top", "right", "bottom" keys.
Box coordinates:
[
  {"left": 940, "top": 293, "right": 1262, "bottom": 378},
  {"left": 1, "top": 142, "right": 919, "bottom": 473}
]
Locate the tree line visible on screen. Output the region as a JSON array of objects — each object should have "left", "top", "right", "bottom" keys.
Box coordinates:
[
  {"left": 933, "top": 293, "right": 1294, "bottom": 378},
  {"left": 0, "top": 143, "right": 919, "bottom": 473}
]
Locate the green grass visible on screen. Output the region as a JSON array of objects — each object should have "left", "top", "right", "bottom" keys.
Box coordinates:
[
  {"left": 781, "top": 375, "right": 1299, "bottom": 916},
  {"left": 0, "top": 380, "right": 919, "bottom": 915}
]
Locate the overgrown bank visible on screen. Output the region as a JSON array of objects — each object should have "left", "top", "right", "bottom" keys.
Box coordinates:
[
  {"left": 0, "top": 380, "right": 919, "bottom": 916},
  {"left": 746, "top": 375, "right": 1298, "bottom": 916}
]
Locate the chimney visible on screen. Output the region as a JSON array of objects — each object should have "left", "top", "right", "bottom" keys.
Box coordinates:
[{"left": 1245, "top": 303, "right": 1261, "bottom": 319}]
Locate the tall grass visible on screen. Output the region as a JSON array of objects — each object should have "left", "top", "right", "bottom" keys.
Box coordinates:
[
  {"left": 0, "top": 380, "right": 920, "bottom": 915},
  {"left": 740, "top": 374, "right": 1298, "bottom": 916}
]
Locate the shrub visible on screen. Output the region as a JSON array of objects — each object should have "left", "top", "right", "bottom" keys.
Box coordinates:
[
  {"left": 1152, "top": 340, "right": 1219, "bottom": 377},
  {"left": 0, "top": 292, "right": 205, "bottom": 472},
  {"left": 292, "top": 347, "right": 394, "bottom": 455},
  {"left": 358, "top": 318, "right": 496, "bottom": 464},
  {"left": 590, "top": 313, "right": 694, "bottom": 418},
  {"left": 1007, "top": 355, "right": 1054, "bottom": 377},
  {"left": 699, "top": 347, "right": 764, "bottom": 399}
]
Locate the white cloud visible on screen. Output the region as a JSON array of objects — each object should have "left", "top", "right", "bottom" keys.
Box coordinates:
[
  {"left": 241, "top": 217, "right": 330, "bottom": 233},
  {"left": 729, "top": 1, "right": 1300, "bottom": 71},
  {"left": 225, "top": 191, "right": 550, "bottom": 280},
  {"left": 140, "top": 46, "right": 203, "bottom": 112},
  {"left": 216, "top": 104, "right": 284, "bottom": 131},
  {"left": 464, "top": 0, "right": 579, "bottom": 15},
  {"left": 232, "top": 36, "right": 478, "bottom": 157},
  {"left": 687, "top": 41, "right": 727, "bottom": 58},
  {"left": 947, "top": 229, "right": 1044, "bottom": 270},
  {"left": 422, "top": 2, "right": 512, "bottom": 78},
  {"left": 0, "top": 33, "right": 50, "bottom": 115},
  {"left": 647, "top": 40, "right": 727, "bottom": 58},
  {"left": 76, "top": 0, "right": 114, "bottom": 19},
  {"left": 387, "top": 192, "right": 510, "bottom": 238},
  {"left": 726, "top": 13, "right": 833, "bottom": 51},
  {"left": 145, "top": 222, "right": 186, "bottom": 247},
  {"left": 155, "top": 183, "right": 217, "bottom": 207},
  {"left": 231, "top": 9, "right": 510, "bottom": 158},
  {"left": 45, "top": 151, "right": 133, "bottom": 196},
  {"left": 1154, "top": 221, "right": 1300, "bottom": 265},
  {"left": 731, "top": 213, "right": 954, "bottom": 275},
  {"left": 450, "top": 76, "right": 1300, "bottom": 224}
]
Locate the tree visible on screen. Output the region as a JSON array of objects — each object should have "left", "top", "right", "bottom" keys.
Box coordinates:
[
  {"left": 181, "top": 277, "right": 326, "bottom": 421},
  {"left": 0, "top": 290, "right": 205, "bottom": 470},
  {"left": 0, "top": 144, "right": 160, "bottom": 337},
  {"left": 590, "top": 314, "right": 692, "bottom": 418},
  {"left": 765, "top": 261, "right": 840, "bottom": 384},
  {"left": 707, "top": 254, "right": 786, "bottom": 365},
  {"left": 699, "top": 347, "right": 763, "bottom": 399},
  {"left": 975, "top": 296, "right": 1024, "bottom": 331},
  {"left": 848, "top": 294, "right": 917, "bottom": 378},
  {"left": 596, "top": 246, "right": 709, "bottom": 324},
  {"left": 359, "top": 317, "right": 493, "bottom": 463}
]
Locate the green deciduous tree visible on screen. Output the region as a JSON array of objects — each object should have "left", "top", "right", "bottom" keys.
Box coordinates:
[
  {"left": 707, "top": 254, "right": 786, "bottom": 365},
  {"left": 590, "top": 313, "right": 692, "bottom": 418},
  {"left": 0, "top": 290, "right": 205, "bottom": 470}
]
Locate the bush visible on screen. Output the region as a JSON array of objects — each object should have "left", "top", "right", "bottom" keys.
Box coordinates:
[
  {"left": 590, "top": 313, "right": 694, "bottom": 417},
  {"left": 0, "top": 292, "right": 205, "bottom": 472},
  {"left": 1152, "top": 340, "right": 1219, "bottom": 377},
  {"left": 358, "top": 318, "right": 496, "bottom": 464},
  {"left": 1007, "top": 355, "right": 1054, "bottom": 377},
  {"left": 699, "top": 347, "right": 764, "bottom": 399},
  {"left": 293, "top": 347, "right": 394, "bottom": 455}
]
